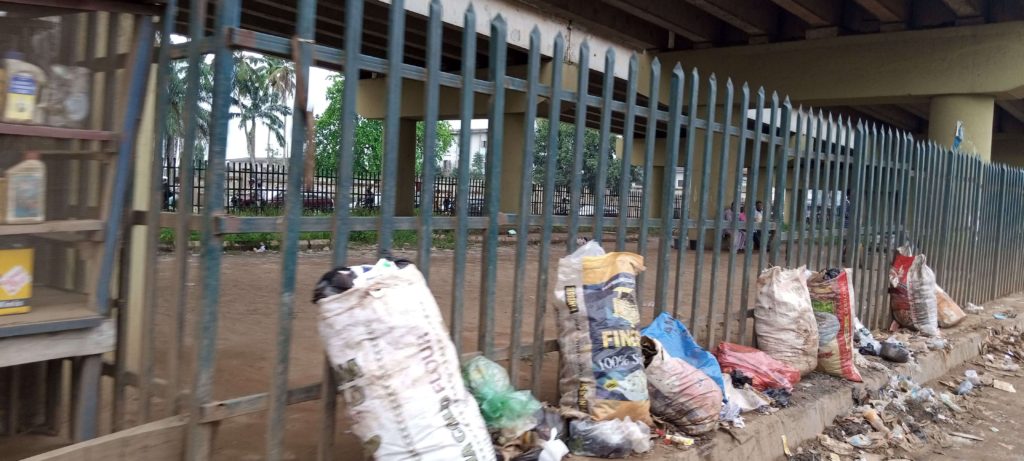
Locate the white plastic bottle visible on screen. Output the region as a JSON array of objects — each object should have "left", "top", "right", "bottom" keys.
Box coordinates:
[
  {"left": 2, "top": 52, "right": 46, "bottom": 124},
  {"left": 4, "top": 152, "right": 46, "bottom": 224}
]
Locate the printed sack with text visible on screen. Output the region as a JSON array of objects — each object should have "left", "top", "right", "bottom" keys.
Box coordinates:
[{"left": 554, "top": 241, "right": 651, "bottom": 425}]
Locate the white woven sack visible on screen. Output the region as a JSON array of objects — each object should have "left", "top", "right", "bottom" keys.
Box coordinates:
[{"left": 317, "top": 261, "right": 495, "bottom": 461}]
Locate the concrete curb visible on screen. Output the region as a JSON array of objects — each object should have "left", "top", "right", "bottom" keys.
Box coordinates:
[{"left": 626, "top": 293, "right": 1024, "bottom": 461}]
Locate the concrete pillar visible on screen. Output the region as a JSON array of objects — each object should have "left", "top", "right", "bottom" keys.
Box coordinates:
[
  {"left": 928, "top": 95, "right": 995, "bottom": 161},
  {"left": 499, "top": 114, "right": 527, "bottom": 213},
  {"left": 392, "top": 119, "right": 418, "bottom": 216}
]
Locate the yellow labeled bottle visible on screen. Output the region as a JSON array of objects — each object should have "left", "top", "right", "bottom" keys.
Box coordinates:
[
  {"left": 2, "top": 52, "right": 46, "bottom": 124},
  {"left": 5, "top": 152, "right": 46, "bottom": 224}
]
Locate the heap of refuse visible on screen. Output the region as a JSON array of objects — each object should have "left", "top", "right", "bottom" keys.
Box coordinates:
[{"left": 307, "top": 240, "right": 991, "bottom": 460}]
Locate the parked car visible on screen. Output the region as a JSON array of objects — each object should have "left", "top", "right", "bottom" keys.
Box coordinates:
[
  {"left": 578, "top": 205, "right": 620, "bottom": 217},
  {"left": 268, "top": 191, "right": 334, "bottom": 212}
]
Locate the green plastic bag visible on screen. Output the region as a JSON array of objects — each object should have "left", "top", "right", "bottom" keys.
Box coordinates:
[{"left": 462, "top": 356, "right": 542, "bottom": 438}]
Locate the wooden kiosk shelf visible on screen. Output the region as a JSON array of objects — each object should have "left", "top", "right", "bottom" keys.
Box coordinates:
[
  {"left": 0, "top": 123, "right": 117, "bottom": 141},
  {"left": 0, "top": 287, "right": 103, "bottom": 339},
  {"left": 0, "top": 219, "right": 105, "bottom": 236}
]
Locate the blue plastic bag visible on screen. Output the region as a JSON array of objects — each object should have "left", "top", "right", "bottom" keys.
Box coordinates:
[{"left": 641, "top": 312, "right": 725, "bottom": 394}]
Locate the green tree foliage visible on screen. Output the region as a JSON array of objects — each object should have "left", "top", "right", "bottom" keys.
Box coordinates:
[
  {"left": 470, "top": 151, "right": 485, "bottom": 179},
  {"left": 531, "top": 119, "right": 640, "bottom": 192},
  {"left": 314, "top": 75, "right": 455, "bottom": 177},
  {"left": 230, "top": 54, "right": 293, "bottom": 162}
]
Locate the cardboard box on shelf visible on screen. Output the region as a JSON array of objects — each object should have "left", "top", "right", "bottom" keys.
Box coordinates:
[{"left": 0, "top": 247, "right": 33, "bottom": 315}]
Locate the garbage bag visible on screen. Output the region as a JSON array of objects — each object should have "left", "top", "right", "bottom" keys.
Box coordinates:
[
  {"left": 714, "top": 342, "right": 801, "bottom": 392},
  {"left": 888, "top": 246, "right": 939, "bottom": 336},
  {"left": 553, "top": 241, "right": 651, "bottom": 424},
  {"left": 807, "top": 268, "right": 862, "bottom": 382},
  {"left": 640, "top": 312, "right": 725, "bottom": 394},
  {"left": 641, "top": 337, "right": 722, "bottom": 435},
  {"left": 935, "top": 286, "right": 966, "bottom": 328},
  {"left": 754, "top": 266, "right": 819, "bottom": 375},
  {"left": 568, "top": 417, "right": 652, "bottom": 458},
  {"left": 315, "top": 260, "right": 496, "bottom": 461},
  {"left": 463, "top": 356, "right": 542, "bottom": 439}
]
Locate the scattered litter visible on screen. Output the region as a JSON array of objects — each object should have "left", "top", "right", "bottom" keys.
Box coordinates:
[
  {"left": 782, "top": 435, "right": 792, "bottom": 457},
  {"left": 816, "top": 434, "right": 855, "bottom": 456},
  {"left": 965, "top": 369, "right": 981, "bottom": 385},
  {"left": 965, "top": 302, "right": 984, "bottom": 314},
  {"left": 993, "top": 379, "right": 1017, "bottom": 393},
  {"left": 880, "top": 339, "right": 911, "bottom": 363},
  {"left": 657, "top": 431, "right": 694, "bottom": 447},
  {"left": 828, "top": 453, "right": 841, "bottom": 461},
  {"left": 855, "top": 317, "right": 882, "bottom": 356},
  {"left": 568, "top": 417, "right": 652, "bottom": 458},
  {"left": 723, "top": 376, "right": 771, "bottom": 411},
  {"left": 955, "top": 380, "right": 974, "bottom": 395},
  {"left": 939, "top": 392, "right": 963, "bottom": 412},
  {"left": 462, "top": 356, "right": 542, "bottom": 440},
  {"left": 995, "top": 313, "right": 1009, "bottom": 320},
  {"left": 862, "top": 408, "right": 889, "bottom": 434},
  {"left": 764, "top": 388, "right": 792, "bottom": 408},
  {"left": 847, "top": 434, "right": 872, "bottom": 448},
  {"left": 927, "top": 338, "right": 948, "bottom": 350},
  {"left": 949, "top": 431, "right": 984, "bottom": 442},
  {"left": 990, "top": 427, "right": 999, "bottom": 433},
  {"left": 715, "top": 342, "right": 801, "bottom": 391},
  {"left": 998, "top": 442, "right": 1015, "bottom": 451}
]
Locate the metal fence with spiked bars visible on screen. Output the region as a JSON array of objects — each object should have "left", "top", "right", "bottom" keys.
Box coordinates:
[{"left": 126, "top": 0, "right": 1024, "bottom": 459}]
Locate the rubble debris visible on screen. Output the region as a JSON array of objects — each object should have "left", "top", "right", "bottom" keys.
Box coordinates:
[
  {"left": 993, "top": 379, "right": 1017, "bottom": 393},
  {"left": 965, "top": 303, "right": 984, "bottom": 314}
]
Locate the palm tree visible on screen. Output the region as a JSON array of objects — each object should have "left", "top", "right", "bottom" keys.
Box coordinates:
[
  {"left": 166, "top": 59, "right": 213, "bottom": 171},
  {"left": 263, "top": 56, "right": 296, "bottom": 156},
  {"left": 229, "top": 53, "right": 293, "bottom": 162}
]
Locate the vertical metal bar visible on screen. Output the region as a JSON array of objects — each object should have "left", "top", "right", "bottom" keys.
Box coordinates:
[
  {"left": 186, "top": 0, "right": 239, "bottom": 458},
  {"left": 937, "top": 150, "right": 955, "bottom": 284},
  {"left": 787, "top": 109, "right": 807, "bottom": 267},
  {"left": 530, "top": 33, "right": 564, "bottom": 394},
  {"left": 809, "top": 112, "right": 827, "bottom": 271},
  {"left": 992, "top": 166, "right": 1008, "bottom": 298},
  {"left": 796, "top": 113, "right": 816, "bottom": 267},
  {"left": 879, "top": 130, "right": 901, "bottom": 323},
  {"left": 616, "top": 56, "right": 639, "bottom": 251},
  {"left": 449, "top": 5, "right": 477, "bottom": 355},
  {"left": 722, "top": 84, "right": 750, "bottom": 344},
  {"left": 635, "top": 59, "right": 661, "bottom": 311},
  {"left": 950, "top": 153, "right": 965, "bottom": 299},
  {"left": 832, "top": 118, "right": 852, "bottom": 267},
  {"left": 417, "top": 0, "right": 443, "bottom": 280},
  {"left": 822, "top": 116, "right": 841, "bottom": 268},
  {"left": 757, "top": 93, "right": 779, "bottom": 271},
  {"left": 592, "top": 49, "right": 615, "bottom": 243},
  {"left": 896, "top": 135, "right": 912, "bottom": 253},
  {"left": 478, "top": 16, "right": 508, "bottom": 358},
  {"left": 508, "top": 26, "right": 540, "bottom": 384},
  {"left": 266, "top": 0, "right": 316, "bottom": 458},
  {"left": 654, "top": 65, "right": 686, "bottom": 317},
  {"left": 688, "top": 75, "right": 717, "bottom": 333},
  {"left": 705, "top": 79, "right": 733, "bottom": 346},
  {"left": 856, "top": 126, "right": 878, "bottom": 326},
  {"left": 737, "top": 88, "right": 765, "bottom": 345},
  {"left": 870, "top": 129, "right": 890, "bottom": 325},
  {"left": 771, "top": 99, "right": 792, "bottom": 266},
  {"left": 567, "top": 44, "right": 590, "bottom": 251},
  {"left": 142, "top": 0, "right": 178, "bottom": 424},
  {"left": 323, "top": 1, "right": 366, "bottom": 452},
  {"left": 378, "top": 0, "right": 407, "bottom": 254},
  {"left": 171, "top": 0, "right": 207, "bottom": 416}
]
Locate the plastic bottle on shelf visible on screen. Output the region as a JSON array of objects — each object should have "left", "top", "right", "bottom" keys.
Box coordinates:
[
  {"left": 4, "top": 152, "right": 46, "bottom": 224},
  {"left": 2, "top": 51, "right": 47, "bottom": 124}
]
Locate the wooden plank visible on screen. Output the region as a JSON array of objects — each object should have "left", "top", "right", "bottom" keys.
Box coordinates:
[
  {"left": 23, "top": 416, "right": 187, "bottom": 461},
  {"left": 0, "top": 220, "right": 105, "bottom": 236},
  {"left": 0, "top": 320, "right": 114, "bottom": 368}
]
